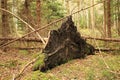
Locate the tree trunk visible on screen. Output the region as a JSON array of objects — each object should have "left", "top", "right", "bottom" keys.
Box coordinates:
[
  {"left": 1, "top": 0, "right": 10, "bottom": 37},
  {"left": 117, "top": 0, "right": 120, "bottom": 36},
  {"left": 103, "top": 1, "right": 107, "bottom": 37},
  {"left": 12, "top": 0, "right": 19, "bottom": 37},
  {"left": 77, "top": 0, "right": 80, "bottom": 28},
  {"left": 90, "top": 0, "right": 95, "bottom": 29},
  {"left": 24, "top": 0, "right": 33, "bottom": 47},
  {"left": 36, "top": 0, "right": 41, "bottom": 33},
  {"left": 106, "top": 0, "right": 111, "bottom": 38}
]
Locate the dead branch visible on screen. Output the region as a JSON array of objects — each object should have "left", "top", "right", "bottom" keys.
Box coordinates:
[
  {"left": 0, "top": 8, "right": 45, "bottom": 44},
  {"left": 0, "top": 37, "right": 42, "bottom": 42},
  {"left": 95, "top": 48, "right": 120, "bottom": 51},
  {"left": 1, "top": 36, "right": 120, "bottom": 42},
  {"left": 12, "top": 47, "right": 42, "bottom": 50},
  {"left": 82, "top": 36, "right": 120, "bottom": 42},
  {"left": 13, "top": 55, "right": 41, "bottom": 80}
]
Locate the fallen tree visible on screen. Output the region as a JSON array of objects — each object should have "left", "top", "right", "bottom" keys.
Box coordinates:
[
  {"left": 82, "top": 36, "right": 120, "bottom": 42},
  {"left": 1, "top": 36, "right": 120, "bottom": 42},
  {"left": 38, "top": 16, "right": 95, "bottom": 72},
  {"left": 0, "top": 37, "right": 42, "bottom": 42}
]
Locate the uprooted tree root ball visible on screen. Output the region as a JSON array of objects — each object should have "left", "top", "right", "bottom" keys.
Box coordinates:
[{"left": 40, "top": 16, "right": 95, "bottom": 72}]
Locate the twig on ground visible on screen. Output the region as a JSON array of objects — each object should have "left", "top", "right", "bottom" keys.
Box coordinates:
[{"left": 13, "top": 55, "right": 41, "bottom": 80}]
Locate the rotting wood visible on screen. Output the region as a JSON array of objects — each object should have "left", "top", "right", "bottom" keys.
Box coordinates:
[
  {"left": 11, "top": 47, "right": 42, "bottom": 50},
  {"left": 0, "top": 37, "right": 42, "bottom": 42},
  {"left": 1, "top": 46, "right": 120, "bottom": 52},
  {"left": 39, "top": 16, "right": 95, "bottom": 72},
  {"left": 82, "top": 36, "right": 120, "bottom": 42}
]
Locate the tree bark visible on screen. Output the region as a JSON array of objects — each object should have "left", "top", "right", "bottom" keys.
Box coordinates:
[
  {"left": 36, "top": 0, "right": 41, "bottom": 33},
  {"left": 106, "top": 0, "right": 111, "bottom": 38},
  {"left": 1, "top": 0, "right": 10, "bottom": 37},
  {"left": 90, "top": 0, "right": 95, "bottom": 29},
  {"left": 103, "top": 1, "right": 107, "bottom": 37},
  {"left": 12, "top": 0, "right": 19, "bottom": 37},
  {"left": 117, "top": 0, "right": 120, "bottom": 36}
]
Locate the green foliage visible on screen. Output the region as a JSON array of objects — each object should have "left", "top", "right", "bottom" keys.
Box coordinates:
[
  {"left": 33, "top": 54, "right": 45, "bottom": 71},
  {"left": 42, "top": 0, "right": 65, "bottom": 23},
  {"left": 17, "top": 0, "right": 65, "bottom": 33}
]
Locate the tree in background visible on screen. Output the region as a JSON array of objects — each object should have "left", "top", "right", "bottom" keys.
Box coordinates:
[
  {"left": 103, "top": 0, "right": 107, "bottom": 37},
  {"left": 118, "top": 0, "right": 120, "bottom": 36},
  {"left": 106, "top": 0, "right": 111, "bottom": 38},
  {"left": 90, "top": 0, "right": 95, "bottom": 29},
  {"left": 116, "top": 0, "right": 120, "bottom": 36},
  {"left": 36, "top": 0, "right": 41, "bottom": 31},
  {"left": 1, "top": 0, "right": 10, "bottom": 37}
]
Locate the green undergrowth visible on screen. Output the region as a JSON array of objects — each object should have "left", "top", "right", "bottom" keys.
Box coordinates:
[
  {"left": 23, "top": 71, "right": 59, "bottom": 80},
  {"left": 23, "top": 52, "right": 120, "bottom": 80},
  {"left": 32, "top": 53, "right": 45, "bottom": 71},
  {"left": 0, "top": 60, "right": 18, "bottom": 68}
]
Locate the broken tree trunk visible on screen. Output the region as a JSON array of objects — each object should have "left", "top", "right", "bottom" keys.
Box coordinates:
[{"left": 40, "top": 16, "right": 95, "bottom": 72}]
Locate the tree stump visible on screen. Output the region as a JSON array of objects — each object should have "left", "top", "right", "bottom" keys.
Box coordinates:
[{"left": 40, "top": 16, "right": 95, "bottom": 72}]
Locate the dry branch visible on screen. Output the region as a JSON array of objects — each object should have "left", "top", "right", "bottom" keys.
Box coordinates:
[
  {"left": 95, "top": 48, "right": 120, "bottom": 51},
  {"left": 0, "top": 37, "right": 42, "bottom": 42},
  {"left": 14, "top": 55, "right": 41, "bottom": 80},
  {"left": 0, "top": 36, "right": 120, "bottom": 42},
  {"left": 13, "top": 47, "right": 42, "bottom": 50},
  {"left": 82, "top": 36, "right": 120, "bottom": 42}
]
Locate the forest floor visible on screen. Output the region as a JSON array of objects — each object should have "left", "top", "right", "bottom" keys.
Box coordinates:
[{"left": 0, "top": 49, "right": 120, "bottom": 80}]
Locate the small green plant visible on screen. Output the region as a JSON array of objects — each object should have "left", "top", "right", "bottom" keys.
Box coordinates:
[{"left": 33, "top": 54, "right": 45, "bottom": 71}]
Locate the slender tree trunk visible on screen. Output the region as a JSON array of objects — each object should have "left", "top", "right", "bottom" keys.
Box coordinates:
[
  {"left": 0, "top": 1, "right": 1, "bottom": 36},
  {"left": 36, "top": 0, "right": 41, "bottom": 33},
  {"left": 90, "top": 0, "right": 95, "bottom": 29},
  {"left": 86, "top": 10, "right": 89, "bottom": 28},
  {"left": 24, "top": 0, "right": 31, "bottom": 47},
  {"left": 1, "top": 0, "right": 10, "bottom": 37},
  {"left": 103, "top": 1, "right": 107, "bottom": 37},
  {"left": 12, "top": 0, "right": 19, "bottom": 37},
  {"left": 77, "top": 0, "right": 80, "bottom": 28},
  {"left": 24, "top": 0, "right": 30, "bottom": 27},
  {"left": 106, "top": 0, "right": 111, "bottom": 38},
  {"left": 117, "top": 0, "right": 120, "bottom": 36}
]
